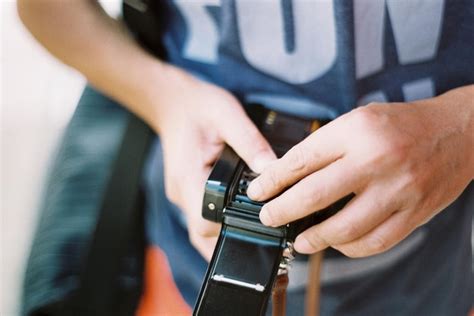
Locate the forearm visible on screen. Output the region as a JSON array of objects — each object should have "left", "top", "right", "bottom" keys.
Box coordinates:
[{"left": 17, "top": 0, "right": 175, "bottom": 131}]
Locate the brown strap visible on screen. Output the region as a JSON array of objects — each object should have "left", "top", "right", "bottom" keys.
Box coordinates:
[
  {"left": 272, "top": 272, "right": 289, "bottom": 316},
  {"left": 305, "top": 251, "right": 324, "bottom": 316}
]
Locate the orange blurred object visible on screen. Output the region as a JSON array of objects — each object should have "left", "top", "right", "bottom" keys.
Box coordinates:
[{"left": 136, "top": 246, "right": 191, "bottom": 316}]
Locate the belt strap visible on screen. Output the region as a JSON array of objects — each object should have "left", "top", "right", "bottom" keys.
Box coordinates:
[
  {"left": 194, "top": 108, "right": 352, "bottom": 315},
  {"left": 305, "top": 251, "right": 324, "bottom": 316},
  {"left": 272, "top": 272, "right": 289, "bottom": 316},
  {"left": 70, "top": 114, "right": 153, "bottom": 316},
  {"left": 194, "top": 219, "right": 286, "bottom": 315}
]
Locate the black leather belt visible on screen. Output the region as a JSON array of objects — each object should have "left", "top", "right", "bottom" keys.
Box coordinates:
[{"left": 194, "top": 107, "right": 350, "bottom": 315}]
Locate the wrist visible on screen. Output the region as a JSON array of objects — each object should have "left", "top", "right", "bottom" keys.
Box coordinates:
[
  {"left": 141, "top": 63, "right": 199, "bottom": 133},
  {"left": 442, "top": 86, "right": 474, "bottom": 179},
  {"left": 420, "top": 85, "right": 474, "bottom": 179},
  {"left": 120, "top": 58, "right": 194, "bottom": 134}
]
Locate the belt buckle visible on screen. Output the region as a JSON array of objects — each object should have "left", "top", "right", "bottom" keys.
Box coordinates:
[{"left": 194, "top": 107, "right": 348, "bottom": 315}]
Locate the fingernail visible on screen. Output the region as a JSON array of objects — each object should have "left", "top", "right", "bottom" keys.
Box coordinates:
[
  {"left": 259, "top": 208, "right": 273, "bottom": 226},
  {"left": 295, "top": 236, "right": 319, "bottom": 254},
  {"left": 252, "top": 152, "right": 276, "bottom": 173},
  {"left": 247, "top": 179, "right": 262, "bottom": 200}
]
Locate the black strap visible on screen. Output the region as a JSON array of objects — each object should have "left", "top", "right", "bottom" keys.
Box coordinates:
[
  {"left": 194, "top": 220, "right": 285, "bottom": 316},
  {"left": 195, "top": 110, "right": 317, "bottom": 316},
  {"left": 69, "top": 114, "right": 153, "bottom": 316},
  {"left": 194, "top": 109, "right": 353, "bottom": 315},
  {"left": 122, "top": 0, "right": 168, "bottom": 59}
]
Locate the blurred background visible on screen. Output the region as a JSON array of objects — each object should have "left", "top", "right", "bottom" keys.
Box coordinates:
[
  {"left": 1, "top": 1, "right": 120, "bottom": 315},
  {"left": 1, "top": 1, "right": 473, "bottom": 315}
]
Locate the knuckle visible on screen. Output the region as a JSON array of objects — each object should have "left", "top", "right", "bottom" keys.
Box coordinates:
[
  {"left": 193, "top": 225, "right": 209, "bottom": 237},
  {"left": 193, "top": 221, "right": 219, "bottom": 238},
  {"left": 366, "top": 234, "right": 389, "bottom": 254},
  {"left": 261, "top": 169, "right": 283, "bottom": 194},
  {"left": 194, "top": 226, "right": 211, "bottom": 238},
  {"left": 251, "top": 178, "right": 266, "bottom": 197},
  {"left": 402, "top": 170, "right": 419, "bottom": 191},
  {"left": 366, "top": 101, "right": 382, "bottom": 108},
  {"left": 352, "top": 109, "right": 416, "bottom": 170},
  {"left": 389, "top": 138, "right": 411, "bottom": 159},
  {"left": 305, "top": 230, "right": 328, "bottom": 249},
  {"left": 336, "top": 233, "right": 390, "bottom": 258},
  {"left": 405, "top": 214, "right": 421, "bottom": 231},
  {"left": 337, "top": 218, "right": 361, "bottom": 242},
  {"left": 285, "top": 145, "right": 309, "bottom": 172},
  {"left": 397, "top": 170, "right": 424, "bottom": 202},
  {"left": 381, "top": 136, "right": 413, "bottom": 167},
  {"left": 409, "top": 172, "right": 427, "bottom": 199},
  {"left": 395, "top": 211, "right": 419, "bottom": 233},
  {"left": 338, "top": 246, "right": 360, "bottom": 258},
  {"left": 350, "top": 106, "right": 380, "bottom": 129},
  {"left": 301, "top": 185, "right": 323, "bottom": 208},
  {"left": 264, "top": 202, "right": 285, "bottom": 224},
  {"left": 335, "top": 242, "right": 367, "bottom": 258}
]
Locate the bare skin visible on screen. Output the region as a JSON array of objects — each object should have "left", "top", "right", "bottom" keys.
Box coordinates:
[
  {"left": 19, "top": 0, "right": 473, "bottom": 260},
  {"left": 17, "top": 0, "right": 275, "bottom": 261},
  {"left": 248, "top": 87, "right": 474, "bottom": 257}
]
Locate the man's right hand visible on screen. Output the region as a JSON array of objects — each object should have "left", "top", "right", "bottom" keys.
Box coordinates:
[
  {"left": 17, "top": 0, "right": 276, "bottom": 260},
  {"left": 154, "top": 66, "right": 276, "bottom": 260}
]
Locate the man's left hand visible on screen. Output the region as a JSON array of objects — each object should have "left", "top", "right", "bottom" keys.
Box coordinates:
[{"left": 247, "top": 86, "right": 474, "bottom": 258}]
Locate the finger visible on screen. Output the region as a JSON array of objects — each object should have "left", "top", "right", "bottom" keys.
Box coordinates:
[
  {"left": 330, "top": 210, "right": 415, "bottom": 258},
  {"left": 259, "top": 158, "right": 363, "bottom": 227},
  {"left": 216, "top": 106, "right": 276, "bottom": 173},
  {"left": 247, "top": 124, "right": 343, "bottom": 201},
  {"left": 293, "top": 186, "right": 399, "bottom": 253}
]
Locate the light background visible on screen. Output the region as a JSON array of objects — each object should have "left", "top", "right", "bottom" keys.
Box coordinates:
[{"left": 1, "top": 1, "right": 120, "bottom": 315}]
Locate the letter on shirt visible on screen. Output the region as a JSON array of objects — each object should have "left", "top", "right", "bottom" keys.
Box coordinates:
[
  {"left": 235, "top": 0, "right": 337, "bottom": 84},
  {"left": 174, "top": 0, "right": 221, "bottom": 64},
  {"left": 354, "top": 0, "right": 444, "bottom": 79}
]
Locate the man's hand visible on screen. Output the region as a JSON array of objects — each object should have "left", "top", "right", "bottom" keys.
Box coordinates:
[
  {"left": 156, "top": 67, "right": 276, "bottom": 260},
  {"left": 17, "top": 0, "right": 276, "bottom": 261},
  {"left": 247, "top": 86, "right": 474, "bottom": 258}
]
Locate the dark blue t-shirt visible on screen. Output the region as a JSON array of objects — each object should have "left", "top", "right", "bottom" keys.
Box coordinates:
[{"left": 136, "top": 1, "right": 474, "bottom": 314}]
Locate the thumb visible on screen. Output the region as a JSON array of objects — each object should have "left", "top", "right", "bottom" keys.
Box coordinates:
[{"left": 217, "top": 107, "right": 276, "bottom": 173}]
